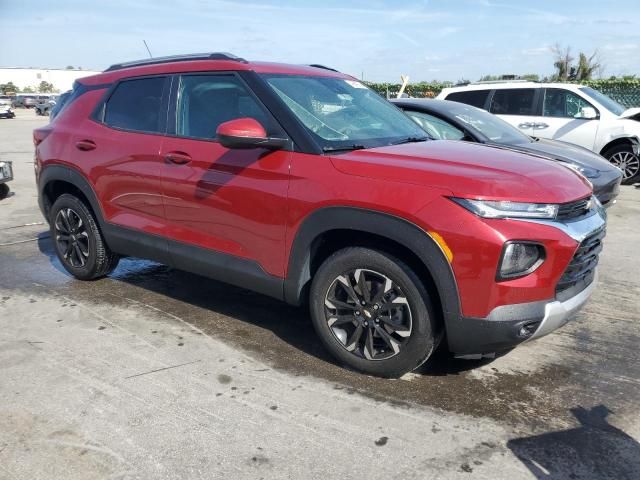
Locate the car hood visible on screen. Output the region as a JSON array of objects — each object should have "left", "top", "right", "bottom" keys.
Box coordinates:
[
  {"left": 620, "top": 107, "right": 640, "bottom": 120},
  {"left": 330, "top": 140, "right": 592, "bottom": 203},
  {"left": 506, "top": 138, "right": 616, "bottom": 172}
]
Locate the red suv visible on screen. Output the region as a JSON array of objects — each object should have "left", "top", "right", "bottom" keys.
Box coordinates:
[{"left": 35, "top": 53, "right": 606, "bottom": 377}]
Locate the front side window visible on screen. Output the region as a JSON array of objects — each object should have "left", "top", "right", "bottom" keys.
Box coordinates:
[
  {"left": 261, "top": 75, "right": 427, "bottom": 151},
  {"left": 490, "top": 89, "right": 538, "bottom": 116},
  {"left": 445, "top": 90, "right": 490, "bottom": 109},
  {"left": 406, "top": 111, "right": 465, "bottom": 140},
  {"left": 176, "top": 74, "right": 272, "bottom": 140},
  {"left": 543, "top": 89, "right": 595, "bottom": 118},
  {"left": 104, "top": 77, "right": 166, "bottom": 133}
]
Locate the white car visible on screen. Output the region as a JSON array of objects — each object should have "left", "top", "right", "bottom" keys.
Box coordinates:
[{"left": 437, "top": 81, "right": 640, "bottom": 184}]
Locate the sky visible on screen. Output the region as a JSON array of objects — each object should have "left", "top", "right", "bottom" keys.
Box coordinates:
[{"left": 1, "top": 0, "right": 639, "bottom": 83}]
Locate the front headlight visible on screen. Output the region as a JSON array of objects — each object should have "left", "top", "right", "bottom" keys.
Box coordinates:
[
  {"left": 563, "top": 163, "right": 600, "bottom": 179},
  {"left": 451, "top": 198, "right": 559, "bottom": 219}
]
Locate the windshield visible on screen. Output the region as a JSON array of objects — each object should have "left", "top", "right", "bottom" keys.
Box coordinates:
[
  {"left": 261, "top": 74, "right": 427, "bottom": 151},
  {"left": 441, "top": 101, "right": 533, "bottom": 145},
  {"left": 579, "top": 87, "right": 626, "bottom": 116}
]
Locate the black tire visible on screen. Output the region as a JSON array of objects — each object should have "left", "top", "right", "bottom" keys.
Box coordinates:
[
  {"left": 603, "top": 144, "right": 640, "bottom": 185},
  {"left": 49, "top": 194, "right": 119, "bottom": 280},
  {"left": 309, "top": 247, "right": 436, "bottom": 378},
  {"left": 0, "top": 183, "right": 9, "bottom": 200}
]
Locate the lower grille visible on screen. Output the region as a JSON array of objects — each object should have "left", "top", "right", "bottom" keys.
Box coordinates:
[{"left": 556, "top": 226, "right": 605, "bottom": 300}]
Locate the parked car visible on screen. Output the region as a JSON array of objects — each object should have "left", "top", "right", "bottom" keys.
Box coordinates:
[
  {"left": 14, "top": 95, "right": 38, "bottom": 109},
  {"left": 35, "top": 53, "right": 606, "bottom": 377},
  {"left": 0, "top": 160, "right": 13, "bottom": 199},
  {"left": 35, "top": 98, "right": 56, "bottom": 116},
  {"left": 393, "top": 98, "right": 622, "bottom": 206},
  {"left": 49, "top": 90, "right": 71, "bottom": 121},
  {"left": 437, "top": 81, "right": 640, "bottom": 184},
  {"left": 0, "top": 97, "right": 15, "bottom": 119}
]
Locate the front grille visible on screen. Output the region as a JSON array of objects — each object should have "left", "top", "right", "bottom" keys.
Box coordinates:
[
  {"left": 556, "top": 227, "right": 605, "bottom": 299},
  {"left": 557, "top": 197, "right": 591, "bottom": 221}
]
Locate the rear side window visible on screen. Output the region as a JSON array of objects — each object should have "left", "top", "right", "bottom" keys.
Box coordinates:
[
  {"left": 104, "top": 77, "right": 166, "bottom": 133},
  {"left": 490, "top": 89, "right": 537, "bottom": 116},
  {"left": 176, "top": 74, "right": 272, "bottom": 140},
  {"left": 445, "top": 90, "right": 490, "bottom": 109}
]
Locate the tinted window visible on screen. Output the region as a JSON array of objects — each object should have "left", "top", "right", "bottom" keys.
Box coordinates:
[
  {"left": 445, "top": 90, "right": 490, "bottom": 109},
  {"left": 177, "top": 75, "right": 271, "bottom": 140},
  {"left": 579, "top": 87, "right": 624, "bottom": 116},
  {"left": 490, "top": 89, "right": 537, "bottom": 115},
  {"left": 406, "top": 111, "right": 465, "bottom": 140},
  {"left": 104, "top": 77, "right": 165, "bottom": 133},
  {"left": 543, "top": 88, "right": 595, "bottom": 118}
]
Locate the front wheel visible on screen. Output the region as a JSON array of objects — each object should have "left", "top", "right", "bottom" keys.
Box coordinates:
[
  {"left": 604, "top": 144, "right": 640, "bottom": 185},
  {"left": 309, "top": 247, "right": 436, "bottom": 377}
]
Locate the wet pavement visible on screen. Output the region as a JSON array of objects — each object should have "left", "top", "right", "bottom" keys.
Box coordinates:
[{"left": 1, "top": 110, "right": 639, "bottom": 479}]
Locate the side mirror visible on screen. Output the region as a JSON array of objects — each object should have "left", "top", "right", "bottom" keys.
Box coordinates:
[
  {"left": 216, "top": 118, "right": 288, "bottom": 150},
  {"left": 575, "top": 106, "right": 598, "bottom": 120}
]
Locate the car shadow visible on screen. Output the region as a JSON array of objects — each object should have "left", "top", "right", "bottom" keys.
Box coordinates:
[
  {"left": 507, "top": 405, "right": 640, "bottom": 479},
  {"left": 37, "top": 234, "right": 497, "bottom": 377}
]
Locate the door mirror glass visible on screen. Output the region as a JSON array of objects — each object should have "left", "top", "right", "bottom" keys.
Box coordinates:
[
  {"left": 216, "top": 117, "right": 287, "bottom": 150},
  {"left": 575, "top": 106, "right": 598, "bottom": 120}
]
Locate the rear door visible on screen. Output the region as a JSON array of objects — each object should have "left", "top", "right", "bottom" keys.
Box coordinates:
[
  {"left": 77, "top": 75, "right": 170, "bottom": 235},
  {"left": 529, "top": 88, "right": 600, "bottom": 150},
  {"left": 489, "top": 88, "right": 540, "bottom": 136},
  {"left": 159, "top": 72, "right": 292, "bottom": 279}
]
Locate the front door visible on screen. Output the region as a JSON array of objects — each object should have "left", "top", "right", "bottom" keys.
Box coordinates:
[
  {"left": 528, "top": 88, "right": 600, "bottom": 150},
  {"left": 159, "top": 73, "right": 291, "bottom": 279}
]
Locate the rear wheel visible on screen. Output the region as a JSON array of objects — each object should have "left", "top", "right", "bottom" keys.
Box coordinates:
[
  {"left": 604, "top": 144, "right": 640, "bottom": 185},
  {"left": 309, "top": 247, "right": 436, "bottom": 377},
  {"left": 50, "top": 194, "right": 119, "bottom": 280},
  {"left": 0, "top": 183, "right": 9, "bottom": 200}
]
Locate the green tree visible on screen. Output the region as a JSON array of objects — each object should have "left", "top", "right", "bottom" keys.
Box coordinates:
[
  {"left": 552, "top": 44, "right": 573, "bottom": 81},
  {"left": 22, "top": 86, "right": 35, "bottom": 93},
  {"left": 65, "top": 65, "right": 75, "bottom": 70},
  {"left": 0, "top": 82, "right": 18, "bottom": 94},
  {"left": 38, "top": 81, "right": 55, "bottom": 93}
]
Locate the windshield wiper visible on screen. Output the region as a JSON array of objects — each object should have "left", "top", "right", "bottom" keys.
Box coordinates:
[
  {"left": 391, "top": 136, "right": 430, "bottom": 145},
  {"left": 322, "top": 144, "right": 366, "bottom": 153}
]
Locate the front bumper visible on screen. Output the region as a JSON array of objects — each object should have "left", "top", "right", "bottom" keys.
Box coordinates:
[{"left": 451, "top": 272, "right": 596, "bottom": 357}]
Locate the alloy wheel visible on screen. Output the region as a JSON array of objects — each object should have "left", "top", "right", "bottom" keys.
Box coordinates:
[
  {"left": 324, "top": 269, "right": 412, "bottom": 361},
  {"left": 609, "top": 151, "right": 640, "bottom": 180},
  {"left": 54, "top": 208, "right": 90, "bottom": 268}
]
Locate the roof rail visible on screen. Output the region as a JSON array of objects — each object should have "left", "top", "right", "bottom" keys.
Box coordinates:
[
  {"left": 104, "top": 52, "right": 248, "bottom": 72},
  {"left": 307, "top": 64, "right": 339, "bottom": 72},
  {"left": 470, "top": 79, "right": 537, "bottom": 85}
]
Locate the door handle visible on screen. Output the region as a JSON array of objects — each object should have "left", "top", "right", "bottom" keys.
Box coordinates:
[
  {"left": 533, "top": 123, "right": 549, "bottom": 130},
  {"left": 165, "top": 151, "right": 192, "bottom": 165},
  {"left": 517, "top": 123, "right": 533, "bottom": 129},
  {"left": 75, "top": 140, "right": 96, "bottom": 151}
]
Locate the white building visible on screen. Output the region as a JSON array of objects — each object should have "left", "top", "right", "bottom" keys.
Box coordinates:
[{"left": 0, "top": 67, "right": 102, "bottom": 93}]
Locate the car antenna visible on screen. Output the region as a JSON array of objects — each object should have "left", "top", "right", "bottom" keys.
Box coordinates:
[{"left": 143, "top": 40, "right": 153, "bottom": 58}]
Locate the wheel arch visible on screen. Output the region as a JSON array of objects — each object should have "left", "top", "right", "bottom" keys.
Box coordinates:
[
  {"left": 284, "top": 207, "right": 461, "bottom": 332},
  {"left": 39, "top": 165, "right": 105, "bottom": 226},
  {"left": 599, "top": 135, "right": 640, "bottom": 157}
]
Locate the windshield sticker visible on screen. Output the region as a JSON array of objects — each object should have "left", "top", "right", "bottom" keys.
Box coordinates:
[{"left": 344, "top": 80, "right": 367, "bottom": 89}]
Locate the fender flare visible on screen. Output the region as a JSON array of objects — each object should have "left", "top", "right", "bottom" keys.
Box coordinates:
[
  {"left": 38, "top": 164, "right": 105, "bottom": 225},
  {"left": 599, "top": 134, "right": 640, "bottom": 156},
  {"left": 283, "top": 206, "right": 461, "bottom": 328}
]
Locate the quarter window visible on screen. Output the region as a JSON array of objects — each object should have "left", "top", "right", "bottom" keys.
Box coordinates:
[
  {"left": 177, "top": 75, "right": 272, "bottom": 140},
  {"left": 445, "top": 90, "right": 490, "bottom": 109},
  {"left": 490, "top": 89, "right": 538, "bottom": 116},
  {"left": 103, "top": 77, "right": 166, "bottom": 133},
  {"left": 543, "top": 89, "right": 595, "bottom": 118}
]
